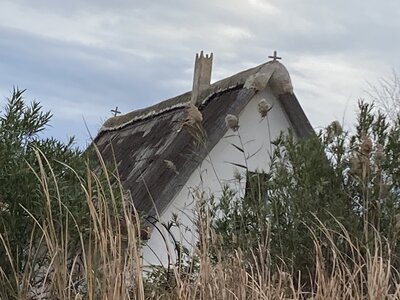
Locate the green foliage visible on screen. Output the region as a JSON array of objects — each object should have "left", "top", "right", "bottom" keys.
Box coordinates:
[
  {"left": 204, "top": 100, "right": 400, "bottom": 282},
  {"left": 0, "top": 88, "right": 87, "bottom": 281}
]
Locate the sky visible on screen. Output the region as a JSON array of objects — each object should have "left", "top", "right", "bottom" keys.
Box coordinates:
[{"left": 1, "top": 0, "right": 400, "bottom": 148}]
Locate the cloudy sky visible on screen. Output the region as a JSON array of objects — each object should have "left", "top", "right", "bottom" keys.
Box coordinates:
[{"left": 1, "top": 0, "right": 399, "bottom": 148}]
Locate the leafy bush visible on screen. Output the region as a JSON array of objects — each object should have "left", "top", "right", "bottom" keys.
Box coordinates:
[
  {"left": 204, "top": 100, "right": 400, "bottom": 284},
  {"left": 0, "top": 88, "right": 88, "bottom": 293}
]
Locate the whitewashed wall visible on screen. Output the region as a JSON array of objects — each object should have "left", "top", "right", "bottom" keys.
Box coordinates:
[{"left": 143, "top": 87, "right": 292, "bottom": 266}]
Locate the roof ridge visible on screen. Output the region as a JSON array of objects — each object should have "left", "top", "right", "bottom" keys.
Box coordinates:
[{"left": 98, "top": 62, "right": 270, "bottom": 134}]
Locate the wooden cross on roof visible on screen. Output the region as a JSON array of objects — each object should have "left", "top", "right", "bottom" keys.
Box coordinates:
[
  {"left": 111, "top": 106, "right": 121, "bottom": 117},
  {"left": 268, "top": 50, "right": 281, "bottom": 61}
]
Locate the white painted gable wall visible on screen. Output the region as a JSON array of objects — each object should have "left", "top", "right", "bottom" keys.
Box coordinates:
[{"left": 143, "top": 86, "right": 292, "bottom": 266}]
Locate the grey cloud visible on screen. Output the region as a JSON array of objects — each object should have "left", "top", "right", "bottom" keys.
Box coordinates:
[
  {"left": 0, "top": 25, "right": 193, "bottom": 103},
  {"left": 1, "top": 0, "right": 400, "bottom": 147},
  {"left": 0, "top": 25, "right": 195, "bottom": 146}
]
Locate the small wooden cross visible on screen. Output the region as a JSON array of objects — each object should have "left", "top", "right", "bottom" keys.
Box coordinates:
[
  {"left": 268, "top": 50, "right": 281, "bottom": 61},
  {"left": 111, "top": 106, "right": 121, "bottom": 117}
]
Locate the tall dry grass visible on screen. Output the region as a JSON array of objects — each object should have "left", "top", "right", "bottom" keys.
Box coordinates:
[
  {"left": 0, "top": 148, "right": 145, "bottom": 299},
  {"left": 1, "top": 149, "right": 400, "bottom": 299}
]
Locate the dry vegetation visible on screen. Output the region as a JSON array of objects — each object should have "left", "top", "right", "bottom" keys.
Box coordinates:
[{"left": 0, "top": 148, "right": 399, "bottom": 299}]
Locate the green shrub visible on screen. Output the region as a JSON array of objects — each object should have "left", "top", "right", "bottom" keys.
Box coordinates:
[
  {"left": 0, "top": 88, "right": 88, "bottom": 293},
  {"left": 204, "top": 100, "right": 400, "bottom": 284}
]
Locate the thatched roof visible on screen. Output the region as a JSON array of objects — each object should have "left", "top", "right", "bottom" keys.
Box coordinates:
[{"left": 94, "top": 61, "right": 313, "bottom": 216}]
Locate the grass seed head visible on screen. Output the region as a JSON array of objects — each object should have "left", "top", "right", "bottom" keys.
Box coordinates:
[
  {"left": 328, "top": 120, "right": 343, "bottom": 136},
  {"left": 225, "top": 114, "right": 239, "bottom": 131},
  {"left": 233, "top": 168, "right": 242, "bottom": 182},
  {"left": 258, "top": 99, "right": 270, "bottom": 118},
  {"left": 361, "top": 135, "right": 373, "bottom": 155},
  {"left": 164, "top": 159, "right": 179, "bottom": 175},
  {"left": 186, "top": 103, "right": 203, "bottom": 125},
  {"left": 374, "top": 143, "right": 384, "bottom": 162}
]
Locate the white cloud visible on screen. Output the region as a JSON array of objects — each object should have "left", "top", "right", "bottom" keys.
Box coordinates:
[
  {"left": 288, "top": 52, "right": 390, "bottom": 129},
  {"left": 247, "top": 0, "right": 279, "bottom": 14},
  {"left": 215, "top": 24, "right": 253, "bottom": 40}
]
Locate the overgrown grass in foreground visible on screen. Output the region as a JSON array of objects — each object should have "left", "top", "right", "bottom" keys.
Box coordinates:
[{"left": 0, "top": 149, "right": 400, "bottom": 299}]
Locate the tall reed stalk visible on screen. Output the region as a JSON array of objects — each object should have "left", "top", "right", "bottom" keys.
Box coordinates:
[{"left": 1, "top": 150, "right": 400, "bottom": 299}]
